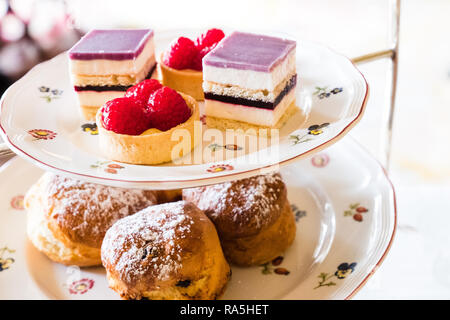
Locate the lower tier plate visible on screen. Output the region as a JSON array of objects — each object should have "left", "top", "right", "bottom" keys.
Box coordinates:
[{"left": 0, "top": 137, "right": 395, "bottom": 299}]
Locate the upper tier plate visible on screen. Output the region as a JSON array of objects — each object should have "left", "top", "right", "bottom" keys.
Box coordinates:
[{"left": 0, "top": 30, "right": 368, "bottom": 189}]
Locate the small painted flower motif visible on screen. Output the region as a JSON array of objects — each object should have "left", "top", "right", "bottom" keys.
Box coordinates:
[
  {"left": 344, "top": 203, "right": 369, "bottom": 222},
  {"left": 311, "top": 153, "right": 330, "bottom": 168},
  {"left": 291, "top": 204, "right": 306, "bottom": 222},
  {"left": 319, "top": 92, "right": 330, "bottom": 99},
  {"left": 91, "top": 161, "right": 125, "bottom": 174},
  {"left": 38, "top": 86, "right": 50, "bottom": 93},
  {"left": 0, "top": 247, "right": 15, "bottom": 272},
  {"left": 208, "top": 143, "right": 242, "bottom": 152},
  {"left": 28, "top": 129, "right": 57, "bottom": 140},
  {"left": 39, "top": 86, "right": 63, "bottom": 102},
  {"left": 308, "top": 123, "right": 329, "bottom": 135},
  {"left": 271, "top": 256, "right": 284, "bottom": 266},
  {"left": 274, "top": 268, "right": 290, "bottom": 275},
  {"left": 51, "top": 89, "right": 63, "bottom": 96},
  {"left": 68, "top": 278, "right": 94, "bottom": 295},
  {"left": 10, "top": 195, "right": 24, "bottom": 210},
  {"left": 290, "top": 123, "right": 329, "bottom": 145},
  {"left": 207, "top": 164, "right": 234, "bottom": 173},
  {"left": 260, "top": 256, "right": 290, "bottom": 275},
  {"left": 225, "top": 144, "right": 242, "bottom": 151},
  {"left": 261, "top": 263, "right": 272, "bottom": 275},
  {"left": 290, "top": 134, "right": 312, "bottom": 145},
  {"left": 313, "top": 86, "right": 343, "bottom": 99},
  {"left": 208, "top": 143, "right": 221, "bottom": 152},
  {"left": 330, "top": 87, "right": 343, "bottom": 94},
  {"left": 335, "top": 262, "right": 357, "bottom": 279},
  {"left": 107, "top": 163, "right": 124, "bottom": 169},
  {"left": 81, "top": 123, "right": 98, "bottom": 135},
  {"left": 314, "top": 262, "right": 357, "bottom": 289}
]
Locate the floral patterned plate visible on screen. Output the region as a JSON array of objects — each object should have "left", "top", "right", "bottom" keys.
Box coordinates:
[
  {"left": 0, "top": 137, "right": 395, "bottom": 299},
  {"left": 0, "top": 30, "right": 368, "bottom": 189}
]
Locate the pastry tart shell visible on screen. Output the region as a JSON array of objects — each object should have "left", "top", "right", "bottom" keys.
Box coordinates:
[
  {"left": 96, "top": 92, "right": 200, "bottom": 165},
  {"left": 159, "top": 53, "right": 204, "bottom": 101}
]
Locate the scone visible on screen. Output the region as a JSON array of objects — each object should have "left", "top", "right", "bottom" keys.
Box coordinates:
[
  {"left": 183, "top": 172, "right": 296, "bottom": 266},
  {"left": 160, "top": 28, "right": 225, "bottom": 101},
  {"left": 25, "top": 173, "right": 157, "bottom": 267},
  {"left": 101, "top": 201, "right": 231, "bottom": 300},
  {"left": 155, "top": 189, "right": 182, "bottom": 204}
]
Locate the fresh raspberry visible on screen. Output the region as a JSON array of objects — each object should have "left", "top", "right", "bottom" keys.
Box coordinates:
[
  {"left": 147, "top": 87, "right": 192, "bottom": 131},
  {"left": 163, "top": 37, "right": 198, "bottom": 70},
  {"left": 124, "top": 79, "right": 162, "bottom": 103},
  {"left": 195, "top": 28, "right": 225, "bottom": 50},
  {"left": 101, "top": 97, "right": 150, "bottom": 135},
  {"left": 191, "top": 44, "right": 217, "bottom": 71}
]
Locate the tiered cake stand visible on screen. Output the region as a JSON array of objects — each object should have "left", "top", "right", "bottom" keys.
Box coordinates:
[{"left": 0, "top": 30, "right": 396, "bottom": 299}]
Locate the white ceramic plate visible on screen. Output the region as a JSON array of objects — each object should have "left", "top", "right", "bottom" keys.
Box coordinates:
[
  {"left": 0, "top": 137, "right": 395, "bottom": 300},
  {"left": 0, "top": 30, "right": 368, "bottom": 189}
]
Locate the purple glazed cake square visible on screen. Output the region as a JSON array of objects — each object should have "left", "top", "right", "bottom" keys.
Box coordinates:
[
  {"left": 202, "top": 31, "right": 297, "bottom": 129},
  {"left": 68, "top": 29, "right": 154, "bottom": 61},
  {"left": 203, "top": 31, "right": 296, "bottom": 72},
  {"left": 68, "top": 29, "right": 157, "bottom": 121}
]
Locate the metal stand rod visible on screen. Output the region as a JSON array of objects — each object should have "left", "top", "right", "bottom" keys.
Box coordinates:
[
  {"left": 385, "top": 0, "right": 400, "bottom": 173},
  {"left": 351, "top": 0, "right": 400, "bottom": 172},
  {"left": 351, "top": 49, "right": 394, "bottom": 65}
]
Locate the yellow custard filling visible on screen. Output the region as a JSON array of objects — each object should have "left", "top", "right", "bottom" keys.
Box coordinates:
[{"left": 140, "top": 128, "right": 162, "bottom": 135}]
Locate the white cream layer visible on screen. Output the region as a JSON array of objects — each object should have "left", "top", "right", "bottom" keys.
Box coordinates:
[
  {"left": 69, "top": 38, "right": 155, "bottom": 76},
  {"left": 76, "top": 90, "right": 126, "bottom": 106},
  {"left": 202, "top": 49, "right": 296, "bottom": 91},
  {"left": 70, "top": 57, "right": 156, "bottom": 87},
  {"left": 204, "top": 88, "right": 296, "bottom": 126}
]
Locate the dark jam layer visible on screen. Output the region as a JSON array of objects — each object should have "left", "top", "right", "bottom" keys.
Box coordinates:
[
  {"left": 74, "top": 64, "right": 157, "bottom": 92},
  {"left": 204, "top": 74, "right": 297, "bottom": 110}
]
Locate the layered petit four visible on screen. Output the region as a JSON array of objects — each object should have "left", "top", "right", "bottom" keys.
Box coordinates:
[
  {"left": 68, "top": 29, "right": 156, "bottom": 120},
  {"left": 96, "top": 79, "right": 199, "bottom": 165},
  {"left": 202, "top": 31, "right": 297, "bottom": 134},
  {"left": 160, "top": 29, "right": 225, "bottom": 101}
]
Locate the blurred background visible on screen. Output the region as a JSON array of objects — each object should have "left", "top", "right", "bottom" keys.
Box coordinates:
[{"left": 0, "top": 0, "right": 449, "bottom": 299}]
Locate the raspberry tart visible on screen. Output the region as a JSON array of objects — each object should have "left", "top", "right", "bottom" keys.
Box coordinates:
[
  {"left": 96, "top": 80, "right": 199, "bottom": 165},
  {"left": 160, "top": 29, "right": 225, "bottom": 101}
]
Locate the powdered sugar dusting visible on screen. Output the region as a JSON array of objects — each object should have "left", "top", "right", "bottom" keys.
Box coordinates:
[
  {"left": 184, "top": 173, "right": 283, "bottom": 230},
  {"left": 102, "top": 201, "right": 196, "bottom": 284},
  {"left": 41, "top": 173, "right": 157, "bottom": 246}
]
